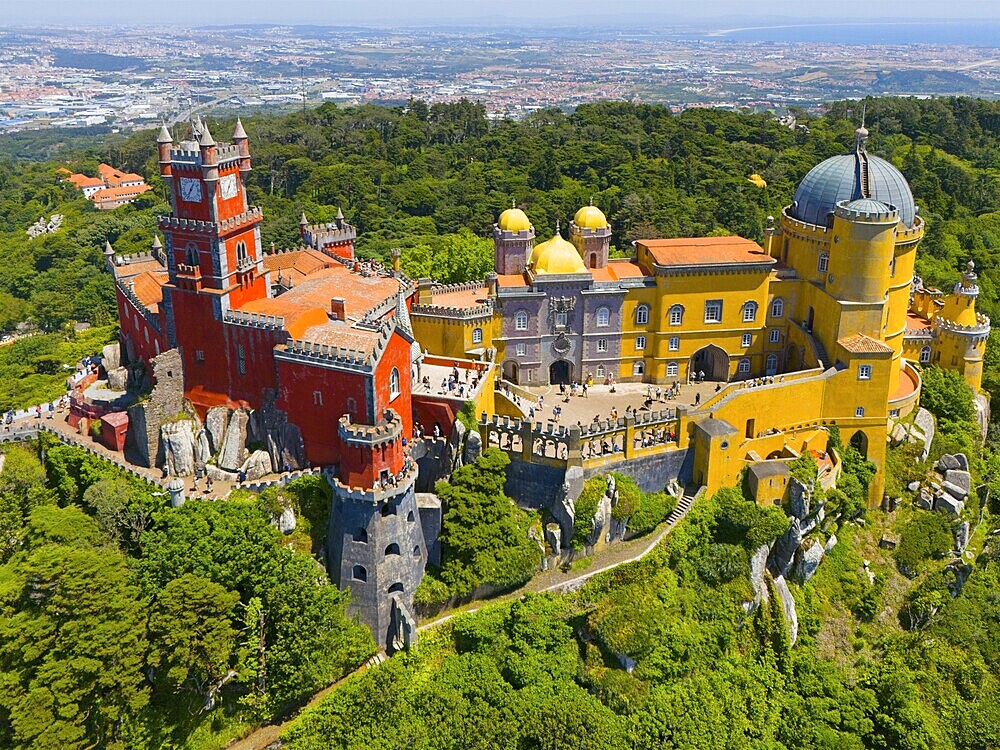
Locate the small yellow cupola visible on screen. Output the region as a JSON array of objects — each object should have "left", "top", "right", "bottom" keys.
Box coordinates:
[
  {"left": 573, "top": 201, "right": 608, "bottom": 230},
  {"left": 530, "top": 221, "right": 587, "bottom": 275},
  {"left": 498, "top": 206, "right": 532, "bottom": 233}
]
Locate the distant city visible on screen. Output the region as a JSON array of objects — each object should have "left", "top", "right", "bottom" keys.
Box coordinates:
[{"left": 2, "top": 21, "right": 1000, "bottom": 133}]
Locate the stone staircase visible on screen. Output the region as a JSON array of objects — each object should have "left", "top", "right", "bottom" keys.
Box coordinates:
[
  {"left": 665, "top": 489, "right": 696, "bottom": 526},
  {"left": 365, "top": 651, "right": 388, "bottom": 669}
]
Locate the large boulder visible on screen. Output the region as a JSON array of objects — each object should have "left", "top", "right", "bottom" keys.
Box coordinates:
[
  {"left": 218, "top": 409, "right": 249, "bottom": 471},
  {"left": 941, "top": 481, "right": 968, "bottom": 502},
  {"left": 944, "top": 469, "right": 971, "bottom": 496},
  {"left": 205, "top": 406, "right": 229, "bottom": 455},
  {"left": 545, "top": 523, "right": 562, "bottom": 554},
  {"left": 935, "top": 493, "right": 965, "bottom": 516},
  {"left": 160, "top": 419, "right": 196, "bottom": 476},
  {"left": 955, "top": 453, "right": 969, "bottom": 471},
  {"left": 788, "top": 478, "right": 810, "bottom": 520},
  {"left": 250, "top": 392, "right": 306, "bottom": 471},
  {"left": 106, "top": 365, "right": 129, "bottom": 392},
  {"left": 240, "top": 449, "right": 273, "bottom": 481},
  {"left": 936, "top": 454, "right": 961, "bottom": 472},
  {"left": 194, "top": 428, "right": 212, "bottom": 465},
  {"left": 824, "top": 534, "right": 838, "bottom": 553},
  {"left": 447, "top": 418, "right": 466, "bottom": 472},
  {"left": 587, "top": 488, "right": 613, "bottom": 549},
  {"left": 101, "top": 342, "right": 121, "bottom": 373},
  {"left": 463, "top": 429, "right": 483, "bottom": 465},
  {"left": 795, "top": 538, "right": 824, "bottom": 583},
  {"left": 772, "top": 575, "right": 799, "bottom": 646},
  {"left": 915, "top": 488, "right": 934, "bottom": 510},
  {"left": 277, "top": 505, "right": 296, "bottom": 534},
  {"left": 750, "top": 543, "right": 771, "bottom": 603}
]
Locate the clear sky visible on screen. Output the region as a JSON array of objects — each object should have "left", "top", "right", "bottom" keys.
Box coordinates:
[{"left": 10, "top": 0, "right": 998, "bottom": 26}]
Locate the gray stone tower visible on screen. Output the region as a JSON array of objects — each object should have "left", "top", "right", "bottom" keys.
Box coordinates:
[
  {"left": 327, "top": 411, "right": 426, "bottom": 651},
  {"left": 493, "top": 204, "right": 535, "bottom": 276}
]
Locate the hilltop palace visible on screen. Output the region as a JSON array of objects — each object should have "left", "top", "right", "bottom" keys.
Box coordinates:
[{"left": 101, "top": 119, "right": 988, "bottom": 648}]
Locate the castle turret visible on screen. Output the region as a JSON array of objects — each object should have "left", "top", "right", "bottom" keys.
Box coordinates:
[
  {"left": 934, "top": 260, "right": 990, "bottom": 392},
  {"left": 569, "top": 200, "right": 611, "bottom": 269},
  {"left": 493, "top": 203, "right": 534, "bottom": 276},
  {"left": 233, "top": 118, "right": 251, "bottom": 178}
]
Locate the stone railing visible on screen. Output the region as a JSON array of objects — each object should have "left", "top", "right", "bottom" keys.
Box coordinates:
[
  {"left": 410, "top": 301, "right": 493, "bottom": 320},
  {"left": 277, "top": 338, "right": 373, "bottom": 372},
  {"left": 223, "top": 309, "right": 286, "bottom": 330}
]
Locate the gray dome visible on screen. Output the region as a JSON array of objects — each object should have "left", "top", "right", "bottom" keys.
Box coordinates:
[{"left": 791, "top": 151, "right": 915, "bottom": 228}]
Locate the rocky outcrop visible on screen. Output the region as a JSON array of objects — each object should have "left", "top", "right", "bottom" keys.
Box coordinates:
[
  {"left": 768, "top": 517, "right": 802, "bottom": 579},
  {"left": 447, "top": 419, "right": 466, "bottom": 472},
  {"left": 788, "top": 478, "right": 810, "bottom": 519},
  {"left": 772, "top": 575, "right": 798, "bottom": 646},
  {"left": 936, "top": 494, "right": 964, "bottom": 517},
  {"left": 161, "top": 419, "right": 196, "bottom": 476},
  {"left": 249, "top": 391, "right": 306, "bottom": 472},
  {"left": 463, "top": 429, "right": 482, "bottom": 465},
  {"left": 545, "top": 523, "right": 562, "bottom": 555},
  {"left": 944, "top": 469, "right": 971, "bottom": 496},
  {"left": 102, "top": 342, "right": 121, "bottom": 373},
  {"left": 277, "top": 506, "right": 296, "bottom": 534},
  {"left": 824, "top": 534, "right": 838, "bottom": 553},
  {"left": 205, "top": 406, "right": 229, "bottom": 455},
  {"left": 955, "top": 521, "right": 970, "bottom": 554},
  {"left": 218, "top": 409, "right": 250, "bottom": 471},
  {"left": 240, "top": 449, "right": 273, "bottom": 481},
  {"left": 795, "top": 538, "right": 824, "bottom": 583},
  {"left": 913, "top": 407, "right": 935, "bottom": 461},
  {"left": 750, "top": 543, "right": 771, "bottom": 604},
  {"left": 106, "top": 366, "right": 129, "bottom": 392},
  {"left": 587, "top": 484, "right": 614, "bottom": 549}
]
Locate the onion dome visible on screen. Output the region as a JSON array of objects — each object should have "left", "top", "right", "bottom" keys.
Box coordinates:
[
  {"left": 573, "top": 203, "right": 608, "bottom": 230},
  {"left": 498, "top": 207, "right": 532, "bottom": 232},
  {"left": 531, "top": 226, "right": 586, "bottom": 275},
  {"left": 790, "top": 127, "right": 916, "bottom": 228}
]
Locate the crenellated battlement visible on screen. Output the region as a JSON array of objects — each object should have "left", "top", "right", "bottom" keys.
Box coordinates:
[
  {"left": 157, "top": 206, "right": 262, "bottom": 235},
  {"left": 329, "top": 462, "right": 417, "bottom": 505},
  {"left": 117, "top": 278, "right": 161, "bottom": 332},
  {"left": 338, "top": 409, "right": 402, "bottom": 446},
  {"left": 223, "top": 309, "right": 286, "bottom": 330},
  {"left": 934, "top": 313, "right": 991, "bottom": 337},
  {"left": 410, "top": 302, "right": 493, "bottom": 320}
]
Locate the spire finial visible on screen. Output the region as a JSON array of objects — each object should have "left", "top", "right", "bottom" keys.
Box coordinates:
[
  {"left": 555, "top": 218, "right": 561, "bottom": 236},
  {"left": 511, "top": 198, "right": 515, "bottom": 209},
  {"left": 589, "top": 195, "right": 593, "bottom": 206}
]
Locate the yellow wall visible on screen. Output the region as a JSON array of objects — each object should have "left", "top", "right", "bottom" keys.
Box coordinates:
[{"left": 410, "top": 313, "right": 495, "bottom": 360}]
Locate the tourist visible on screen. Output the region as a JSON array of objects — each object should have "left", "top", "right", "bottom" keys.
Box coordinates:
[
  {"left": 582, "top": 383, "right": 588, "bottom": 398},
  {"left": 206, "top": 475, "right": 214, "bottom": 493},
  {"left": 695, "top": 392, "right": 701, "bottom": 406},
  {"left": 433, "top": 424, "right": 440, "bottom": 438}
]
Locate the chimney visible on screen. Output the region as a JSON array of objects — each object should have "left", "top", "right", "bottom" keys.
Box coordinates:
[{"left": 330, "top": 297, "right": 346, "bottom": 320}]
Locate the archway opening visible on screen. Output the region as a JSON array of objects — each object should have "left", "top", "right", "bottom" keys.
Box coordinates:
[
  {"left": 549, "top": 359, "right": 572, "bottom": 385},
  {"left": 689, "top": 344, "right": 729, "bottom": 382},
  {"left": 850, "top": 430, "right": 869, "bottom": 459},
  {"left": 502, "top": 360, "right": 519, "bottom": 385}
]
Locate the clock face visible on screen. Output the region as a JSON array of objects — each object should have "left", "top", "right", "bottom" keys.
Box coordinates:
[
  {"left": 179, "top": 177, "right": 202, "bottom": 203},
  {"left": 219, "top": 174, "right": 238, "bottom": 200}
]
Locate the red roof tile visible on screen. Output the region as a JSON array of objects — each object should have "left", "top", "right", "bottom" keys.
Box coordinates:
[{"left": 639, "top": 236, "right": 773, "bottom": 268}]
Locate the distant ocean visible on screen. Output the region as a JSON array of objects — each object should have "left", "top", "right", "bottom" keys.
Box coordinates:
[{"left": 707, "top": 21, "right": 1000, "bottom": 47}]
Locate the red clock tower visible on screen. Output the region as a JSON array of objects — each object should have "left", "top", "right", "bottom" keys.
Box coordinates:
[{"left": 157, "top": 119, "right": 272, "bottom": 406}]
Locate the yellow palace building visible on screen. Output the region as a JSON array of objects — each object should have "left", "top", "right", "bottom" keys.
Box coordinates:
[{"left": 410, "top": 126, "right": 988, "bottom": 503}]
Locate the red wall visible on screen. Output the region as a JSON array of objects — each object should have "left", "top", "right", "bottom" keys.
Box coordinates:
[
  {"left": 373, "top": 332, "right": 413, "bottom": 439},
  {"left": 116, "top": 287, "right": 167, "bottom": 365}
]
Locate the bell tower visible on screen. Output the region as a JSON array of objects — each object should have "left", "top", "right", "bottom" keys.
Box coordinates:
[{"left": 157, "top": 118, "right": 270, "bottom": 399}]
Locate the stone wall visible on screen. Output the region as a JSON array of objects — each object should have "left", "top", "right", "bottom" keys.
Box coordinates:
[
  {"left": 126, "top": 348, "right": 185, "bottom": 467},
  {"left": 581, "top": 448, "right": 692, "bottom": 493}
]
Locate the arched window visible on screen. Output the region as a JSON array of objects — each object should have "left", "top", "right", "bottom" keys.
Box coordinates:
[
  {"left": 384, "top": 543, "right": 400, "bottom": 556},
  {"left": 236, "top": 241, "right": 249, "bottom": 264},
  {"left": 919, "top": 345, "right": 931, "bottom": 364},
  {"left": 635, "top": 304, "right": 649, "bottom": 325},
  {"left": 668, "top": 304, "right": 684, "bottom": 326},
  {"left": 596, "top": 306, "right": 610, "bottom": 327},
  {"left": 765, "top": 354, "right": 778, "bottom": 375},
  {"left": 352, "top": 565, "right": 367, "bottom": 582},
  {"left": 514, "top": 311, "right": 528, "bottom": 331},
  {"left": 407, "top": 510, "right": 415, "bottom": 522},
  {"left": 742, "top": 301, "right": 758, "bottom": 323},
  {"left": 633, "top": 361, "right": 644, "bottom": 376},
  {"left": 389, "top": 368, "right": 400, "bottom": 399},
  {"left": 387, "top": 582, "right": 404, "bottom": 594},
  {"left": 381, "top": 502, "right": 396, "bottom": 517},
  {"left": 353, "top": 528, "right": 368, "bottom": 543},
  {"left": 668, "top": 336, "right": 680, "bottom": 351},
  {"left": 769, "top": 328, "right": 781, "bottom": 344},
  {"left": 413, "top": 545, "right": 421, "bottom": 558},
  {"left": 472, "top": 327, "right": 483, "bottom": 344},
  {"left": 738, "top": 359, "right": 751, "bottom": 375},
  {"left": 185, "top": 243, "right": 198, "bottom": 265},
  {"left": 817, "top": 253, "right": 829, "bottom": 273},
  {"left": 770, "top": 298, "right": 784, "bottom": 318}
]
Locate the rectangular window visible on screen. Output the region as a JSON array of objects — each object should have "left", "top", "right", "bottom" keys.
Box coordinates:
[
  {"left": 855, "top": 407, "right": 865, "bottom": 417},
  {"left": 635, "top": 335, "right": 646, "bottom": 351},
  {"left": 313, "top": 390, "right": 323, "bottom": 406},
  {"left": 741, "top": 332, "right": 752, "bottom": 348},
  {"left": 527, "top": 370, "right": 533, "bottom": 382},
  {"left": 704, "top": 300, "right": 722, "bottom": 324},
  {"left": 666, "top": 362, "right": 678, "bottom": 376},
  {"left": 669, "top": 336, "right": 680, "bottom": 351},
  {"left": 195, "top": 349, "right": 205, "bottom": 363},
  {"left": 769, "top": 328, "right": 781, "bottom": 344},
  {"left": 516, "top": 343, "right": 526, "bottom": 356},
  {"left": 889, "top": 408, "right": 900, "bottom": 417},
  {"left": 596, "top": 365, "right": 605, "bottom": 378},
  {"left": 858, "top": 364, "right": 872, "bottom": 380},
  {"left": 597, "top": 339, "right": 607, "bottom": 353},
  {"left": 555, "top": 312, "right": 567, "bottom": 327},
  {"left": 237, "top": 344, "right": 246, "bottom": 376},
  {"left": 669, "top": 307, "right": 683, "bottom": 326}
]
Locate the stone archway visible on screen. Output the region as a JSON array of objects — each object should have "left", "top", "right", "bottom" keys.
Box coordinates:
[
  {"left": 850, "top": 430, "right": 869, "bottom": 459},
  {"left": 549, "top": 359, "right": 572, "bottom": 385},
  {"left": 502, "top": 360, "right": 519, "bottom": 385},
  {"left": 689, "top": 344, "right": 729, "bottom": 381}
]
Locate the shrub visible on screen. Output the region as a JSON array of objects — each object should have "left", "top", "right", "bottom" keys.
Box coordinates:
[
  {"left": 895, "top": 513, "right": 953, "bottom": 576},
  {"left": 88, "top": 418, "right": 102, "bottom": 438},
  {"left": 572, "top": 476, "right": 607, "bottom": 549},
  {"left": 697, "top": 543, "right": 749, "bottom": 584}
]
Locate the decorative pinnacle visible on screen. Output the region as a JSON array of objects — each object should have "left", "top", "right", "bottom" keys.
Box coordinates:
[
  {"left": 336, "top": 206, "right": 345, "bottom": 220},
  {"left": 300, "top": 211, "right": 308, "bottom": 226},
  {"left": 157, "top": 123, "right": 172, "bottom": 143},
  {"left": 511, "top": 198, "right": 516, "bottom": 209},
  {"left": 198, "top": 120, "right": 216, "bottom": 147},
  {"left": 104, "top": 239, "right": 114, "bottom": 255},
  {"left": 233, "top": 117, "right": 247, "bottom": 140},
  {"left": 555, "top": 218, "right": 561, "bottom": 236},
  {"left": 589, "top": 195, "right": 593, "bottom": 206},
  {"left": 151, "top": 234, "right": 162, "bottom": 250}
]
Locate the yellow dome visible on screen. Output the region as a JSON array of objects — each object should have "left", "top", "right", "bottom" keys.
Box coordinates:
[
  {"left": 532, "top": 233, "right": 586, "bottom": 275},
  {"left": 498, "top": 207, "right": 532, "bottom": 232},
  {"left": 573, "top": 203, "right": 608, "bottom": 230}
]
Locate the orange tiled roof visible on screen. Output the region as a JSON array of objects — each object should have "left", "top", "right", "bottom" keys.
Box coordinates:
[
  {"left": 65, "top": 173, "right": 104, "bottom": 188},
  {"left": 262, "top": 248, "right": 333, "bottom": 285},
  {"left": 240, "top": 265, "right": 403, "bottom": 340},
  {"left": 298, "top": 321, "right": 382, "bottom": 354},
  {"left": 639, "top": 236, "right": 773, "bottom": 268},
  {"left": 129, "top": 271, "right": 167, "bottom": 312},
  {"left": 92, "top": 184, "right": 152, "bottom": 202},
  {"left": 906, "top": 312, "right": 932, "bottom": 331},
  {"left": 496, "top": 273, "right": 528, "bottom": 289},
  {"left": 838, "top": 333, "right": 893, "bottom": 355},
  {"left": 605, "top": 259, "right": 647, "bottom": 279},
  {"left": 114, "top": 258, "right": 166, "bottom": 280}
]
